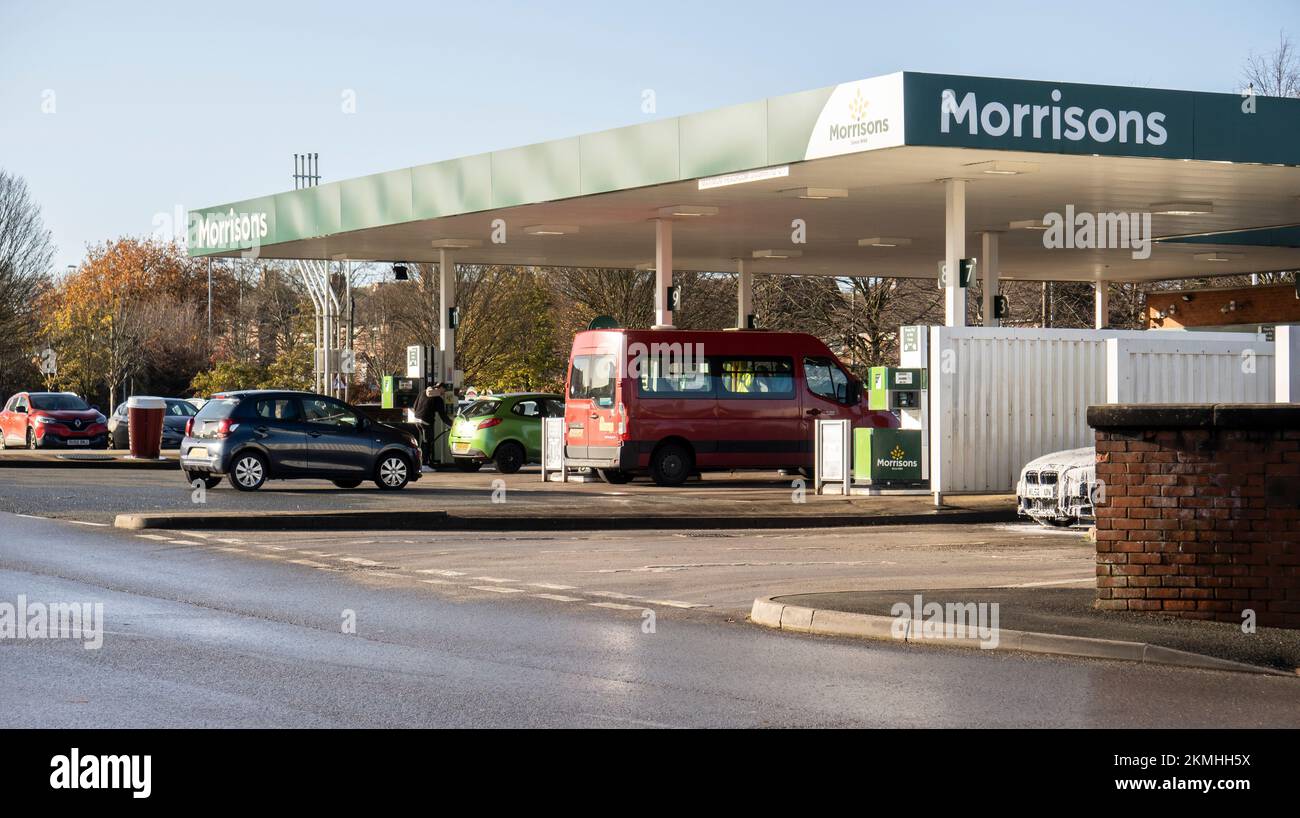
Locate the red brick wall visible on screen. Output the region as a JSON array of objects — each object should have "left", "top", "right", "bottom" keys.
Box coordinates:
[{"left": 1090, "top": 406, "right": 1300, "bottom": 629}]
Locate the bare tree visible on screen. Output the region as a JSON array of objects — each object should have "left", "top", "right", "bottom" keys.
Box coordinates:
[
  {"left": 0, "top": 170, "right": 56, "bottom": 399},
  {"left": 1243, "top": 31, "right": 1300, "bottom": 98}
]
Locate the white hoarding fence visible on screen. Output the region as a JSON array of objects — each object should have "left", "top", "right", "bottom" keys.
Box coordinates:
[
  {"left": 1106, "top": 336, "right": 1274, "bottom": 404},
  {"left": 927, "top": 326, "right": 1272, "bottom": 494}
]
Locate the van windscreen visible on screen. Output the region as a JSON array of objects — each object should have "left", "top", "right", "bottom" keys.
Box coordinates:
[{"left": 569, "top": 354, "right": 617, "bottom": 405}]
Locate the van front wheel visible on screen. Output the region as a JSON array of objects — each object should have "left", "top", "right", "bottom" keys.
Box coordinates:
[{"left": 650, "top": 442, "right": 692, "bottom": 487}]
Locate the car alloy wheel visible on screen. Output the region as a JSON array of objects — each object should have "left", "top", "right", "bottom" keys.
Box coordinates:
[
  {"left": 231, "top": 454, "right": 266, "bottom": 491},
  {"left": 493, "top": 441, "right": 525, "bottom": 475},
  {"left": 376, "top": 455, "right": 409, "bottom": 490},
  {"left": 26, "top": 429, "right": 37, "bottom": 450}
]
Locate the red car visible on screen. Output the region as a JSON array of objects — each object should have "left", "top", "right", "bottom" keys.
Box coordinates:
[
  {"left": 0, "top": 392, "right": 109, "bottom": 450},
  {"left": 564, "top": 328, "right": 898, "bottom": 486}
]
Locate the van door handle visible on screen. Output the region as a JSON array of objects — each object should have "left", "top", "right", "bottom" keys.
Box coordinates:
[
  {"left": 308, "top": 431, "right": 322, "bottom": 438},
  {"left": 805, "top": 408, "right": 822, "bottom": 416}
]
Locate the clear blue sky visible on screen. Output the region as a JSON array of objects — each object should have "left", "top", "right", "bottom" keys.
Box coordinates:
[{"left": 1, "top": 0, "right": 1296, "bottom": 270}]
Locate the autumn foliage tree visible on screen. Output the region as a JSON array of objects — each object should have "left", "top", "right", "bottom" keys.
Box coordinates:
[{"left": 41, "top": 238, "right": 208, "bottom": 409}]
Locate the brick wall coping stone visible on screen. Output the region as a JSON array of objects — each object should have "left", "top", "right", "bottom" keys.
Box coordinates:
[{"left": 1088, "top": 403, "right": 1300, "bottom": 431}]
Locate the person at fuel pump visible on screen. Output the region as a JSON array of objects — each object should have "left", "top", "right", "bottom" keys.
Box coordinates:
[{"left": 412, "top": 384, "right": 453, "bottom": 467}]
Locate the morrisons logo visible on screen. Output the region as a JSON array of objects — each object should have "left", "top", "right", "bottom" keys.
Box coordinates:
[
  {"left": 830, "top": 89, "right": 890, "bottom": 143},
  {"left": 940, "top": 87, "right": 1168, "bottom": 146},
  {"left": 876, "top": 443, "right": 918, "bottom": 469},
  {"left": 189, "top": 208, "right": 269, "bottom": 249}
]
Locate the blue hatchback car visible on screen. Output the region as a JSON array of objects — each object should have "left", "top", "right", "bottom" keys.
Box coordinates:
[{"left": 179, "top": 390, "right": 421, "bottom": 491}]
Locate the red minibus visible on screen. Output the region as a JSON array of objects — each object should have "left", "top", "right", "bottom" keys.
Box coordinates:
[{"left": 564, "top": 328, "right": 898, "bottom": 486}]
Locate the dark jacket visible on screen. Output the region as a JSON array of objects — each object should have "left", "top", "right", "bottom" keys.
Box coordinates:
[{"left": 413, "top": 393, "right": 451, "bottom": 425}]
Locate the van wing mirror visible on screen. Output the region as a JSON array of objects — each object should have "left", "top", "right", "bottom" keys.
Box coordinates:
[{"left": 847, "top": 379, "right": 863, "bottom": 406}]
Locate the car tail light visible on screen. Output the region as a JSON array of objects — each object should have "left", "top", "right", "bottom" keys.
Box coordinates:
[
  {"left": 476, "top": 417, "right": 502, "bottom": 430},
  {"left": 215, "top": 418, "right": 239, "bottom": 439},
  {"left": 184, "top": 418, "right": 194, "bottom": 437}
]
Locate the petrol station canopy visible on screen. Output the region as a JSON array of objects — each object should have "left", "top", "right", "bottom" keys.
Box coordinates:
[{"left": 188, "top": 71, "right": 1300, "bottom": 285}]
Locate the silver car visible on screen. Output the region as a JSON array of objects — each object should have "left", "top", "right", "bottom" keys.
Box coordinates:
[
  {"left": 108, "top": 398, "right": 198, "bottom": 450},
  {"left": 1016, "top": 446, "right": 1098, "bottom": 527}
]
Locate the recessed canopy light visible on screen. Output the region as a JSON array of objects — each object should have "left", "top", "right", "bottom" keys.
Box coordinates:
[
  {"left": 781, "top": 187, "right": 848, "bottom": 200},
  {"left": 858, "top": 237, "right": 912, "bottom": 247},
  {"left": 965, "top": 160, "right": 1039, "bottom": 175},
  {"left": 1151, "top": 201, "right": 1214, "bottom": 216},
  {"left": 523, "top": 225, "right": 579, "bottom": 236},
  {"left": 430, "top": 239, "right": 482, "bottom": 249},
  {"left": 656, "top": 205, "right": 719, "bottom": 218},
  {"left": 1193, "top": 252, "right": 1240, "bottom": 262},
  {"left": 1009, "top": 219, "right": 1049, "bottom": 230},
  {"left": 752, "top": 249, "right": 802, "bottom": 259}
]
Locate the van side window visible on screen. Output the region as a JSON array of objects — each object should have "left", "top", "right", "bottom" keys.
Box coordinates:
[
  {"left": 804, "top": 357, "right": 849, "bottom": 403},
  {"left": 719, "top": 357, "right": 794, "bottom": 398},
  {"left": 569, "top": 354, "right": 618, "bottom": 406},
  {"left": 638, "top": 355, "right": 713, "bottom": 398}
]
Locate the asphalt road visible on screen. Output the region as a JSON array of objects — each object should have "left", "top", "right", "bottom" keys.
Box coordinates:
[
  {"left": 2, "top": 513, "right": 1297, "bottom": 728},
  {"left": 0, "top": 464, "right": 1013, "bottom": 525},
  {"left": 171, "top": 521, "right": 1098, "bottom": 614}
]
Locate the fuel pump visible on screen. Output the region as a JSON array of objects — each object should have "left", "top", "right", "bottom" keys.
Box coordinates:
[
  {"left": 854, "top": 325, "right": 929, "bottom": 488},
  {"left": 404, "top": 344, "right": 452, "bottom": 466}
]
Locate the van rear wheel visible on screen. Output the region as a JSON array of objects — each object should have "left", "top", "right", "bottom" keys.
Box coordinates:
[{"left": 650, "top": 442, "right": 692, "bottom": 487}]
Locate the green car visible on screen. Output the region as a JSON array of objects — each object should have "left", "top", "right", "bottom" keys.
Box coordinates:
[{"left": 449, "top": 393, "right": 564, "bottom": 474}]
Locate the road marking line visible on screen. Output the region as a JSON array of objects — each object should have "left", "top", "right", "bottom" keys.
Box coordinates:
[
  {"left": 216, "top": 538, "right": 245, "bottom": 544},
  {"left": 528, "top": 582, "right": 577, "bottom": 590},
  {"left": 14, "top": 514, "right": 43, "bottom": 519},
  {"left": 473, "top": 576, "right": 519, "bottom": 583},
  {"left": 643, "top": 599, "right": 710, "bottom": 609},
  {"left": 589, "top": 591, "right": 640, "bottom": 600},
  {"left": 532, "top": 593, "right": 583, "bottom": 602},
  {"left": 996, "top": 577, "right": 1095, "bottom": 588},
  {"left": 68, "top": 520, "right": 109, "bottom": 527},
  {"left": 136, "top": 534, "right": 171, "bottom": 541},
  {"left": 589, "top": 602, "right": 646, "bottom": 611},
  {"left": 288, "top": 559, "right": 332, "bottom": 569},
  {"left": 340, "top": 557, "right": 383, "bottom": 566},
  {"left": 176, "top": 530, "right": 211, "bottom": 539},
  {"left": 417, "top": 569, "right": 465, "bottom": 577},
  {"left": 470, "top": 585, "right": 526, "bottom": 594},
  {"left": 167, "top": 540, "right": 202, "bottom": 546},
  {"left": 419, "top": 579, "right": 454, "bottom": 585},
  {"left": 216, "top": 547, "right": 247, "bottom": 553}
]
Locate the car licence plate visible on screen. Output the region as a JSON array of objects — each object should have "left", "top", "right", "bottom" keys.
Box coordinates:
[
  {"left": 452, "top": 442, "right": 470, "bottom": 454},
  {"left": 66, "top": 439, "right": 89, "bottom": 446},
  {"left": 189, "top": 446, "right": 208, "bottom": 458}
]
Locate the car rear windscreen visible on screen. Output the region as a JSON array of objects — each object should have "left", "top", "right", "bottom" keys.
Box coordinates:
[
  {"left": 463, "top": 399, "right": 501, "bottom": 418},
  {"left": 194, "top": 397, "right": 240, "bottom": 420}
]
